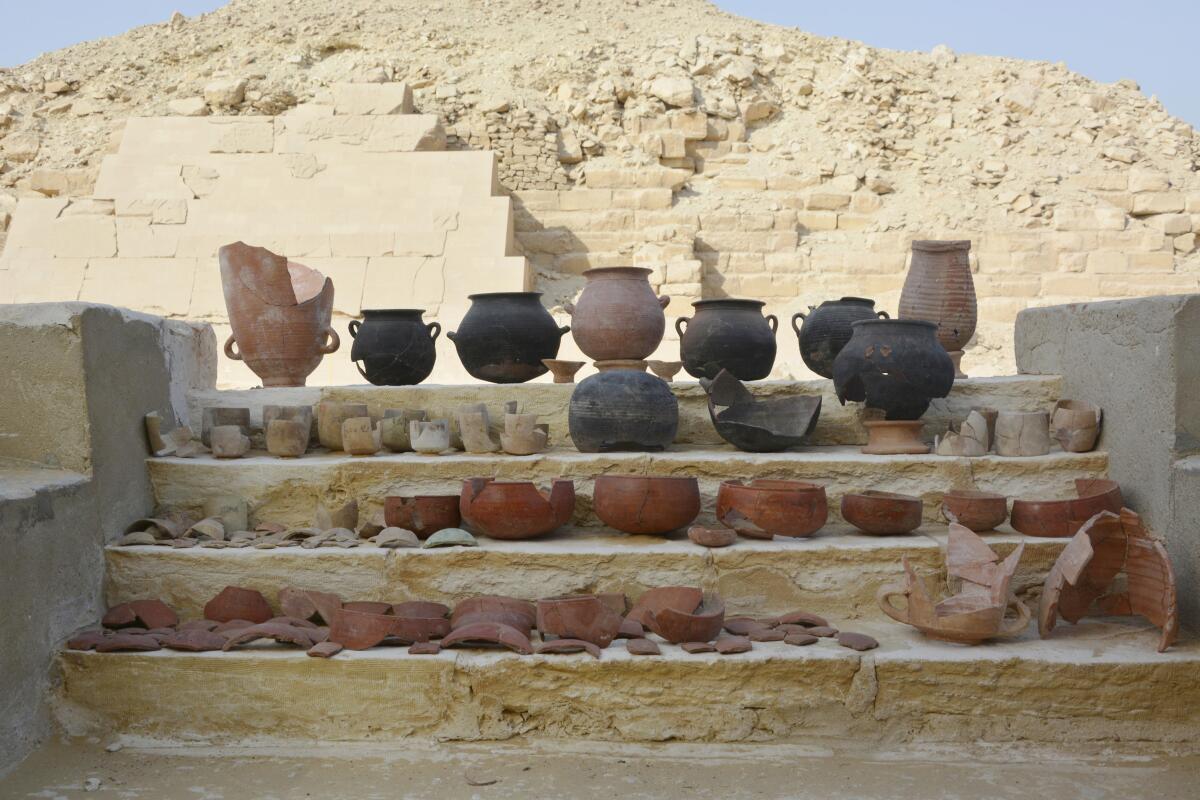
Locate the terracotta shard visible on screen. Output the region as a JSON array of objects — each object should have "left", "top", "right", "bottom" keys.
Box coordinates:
[
  {"left": 807, "top": 626, "right": 838, "bottom": 638},
  {"left": 1051, "top": 400, "right": 1102, "bottom": 453},
  {"left": 1010, "top": 479, "right": 1124, "bottom": 538},
  {"left": 777, "top": 610, "right": 828, "bottom": 628},
  {"left": 715, "top": 636, "right": 753, "bottom": 654},
  {"left": 626, "top": 638, "right": 661, "bottom": 656},
  {"left": 124, "top": 517, "right": 184, "bottom": 540},
  {"left": 383, "top": 495, "right": 461, "bottom": 539},
  {"left": 204, "top": 586, "right": 273, "bottom": 624},
  {"left": 390, "top": 615, "right": 452, "bottom": 644},
  {"left": 307, "top": 641, "right": 344, "bottom": 658},
  {"left": 749, "top": 628, "right": 787, "bottom": 642},
  {"left": 645, "top": 593, "right": 726, "bottom": 644},
  {"left": 278, "top": 587, "right": 343, "bottom": 625},
  {"left": 67, "top": 630, "right": 108, "bottom": 651},
  {"left": 162, "top": 629, "right": 227, "bottom": 652},
  {"left": 393, "top": 601, "right": 451, "bottom": 619},
  {"left": 724, "top": 617, "right": 770, "bottom": 636},
  {"left": 688, "top": 526, "right": 738, "bottom": 548},
  {"left": 101, "top": 605, "right": 138, "bottom": 629},
  {"left": 213, "top": 619, "right": 255, "bottom": 636},
  {"left": 222, "top": 622, "right": 316, "bottom": 651},
  {"left": 408, "top": 641, "right": 442, "bottom": 655},
  {"left": 327, "top": 609, "right": 395, "bottom": 650},
  {"left": 536, "top": 638, "right": 603, "bottom": 659},
  {"left": 616, "top": 618, "right": 645, "bottom": 639},
  {"left": 95, "top": 634, "right": 161, "bottom": 653},
  {"left": 127, "top": 599, "right": 178, "bottom": 630},
  {"left": 837, "top": 632, "right": 879, "bottom": 651},
  {"left": 626, "top": 586, "right": 702, "bottom": 627},
  {"left": 681, "top": 641, "right": 716, "bottom": 654},
  {"left": 536, "top": 595, "right": 624, "bottom": 648},
  {"left": 784, "top": 633, "right": 819, "bottom": 647},
  {"left": 440, "top": 622, "right": 534, "bottom": 655},
  {"left": 1039, "top": 509, "right": 1179, "bottom": 652},
  {"left": 342, "top": 601, "right": 393, "bottom": 616},
  {"left": 451, "top": 596, "right": 537, "bottom": 633},
  {"left": 268, "top": 616, "right": 319, "bottom": 630}
]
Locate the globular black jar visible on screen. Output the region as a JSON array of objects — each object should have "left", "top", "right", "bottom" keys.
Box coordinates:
[
  {"left": 447, "top": 292, "right": 570, "bottom": 384},
  {"left": 568, "top": 369, "right": 679, "bottom": 452},
  {"left": 791, "top": 297, "right": 888, "bottom": 379},
  {"left": 832, "top": 319, "right": 955, "bottom": 420},
  {"left": 676, "top": 299, "right": 777, "bottom": 381},
  {"left": 348, "top": 309, "right": 440, "bottom": 386}
]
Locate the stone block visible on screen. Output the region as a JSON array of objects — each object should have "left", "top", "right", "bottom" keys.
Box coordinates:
[
  {"left": 332, "top": 83, "right": 413, "bottom": 115},
  {"left": 849, "top": 192, "right": 883, "bottom": 214},
  {"left": 559, "top": 189, "right": 613, "bottom": 211},
  {"left": 1086, "top": 252, "right": 1128, "bottom": 273},
  {"left": 211, "top": 123, "right": 274, "bottom": 154},
  {"left": 79, "top": 258, "right": 196, "bottom": 316},
  {"left": 805, "top": 192, "right": 851, "bottom": 211},
  {"left": 2, "top": 257, "right": 88, "bottom": 303},
  {"left": 795, "top": 211, "right": 838, "bottom": 232},
  {"left": 328, "top": 232, "right": 400, "bottom": 258},
  {"left": 1128, "top": 169, "right": 1170, "bottom": 193},
  {"left": 1131, "top": 192, "right": 1186, "bottom": 216},
  {"left": 612, "top": 188, "right": 672, "bottom": 210},
  {"left": 513, "top": 191, "right": 559, "bottom": 211},
  {"left": 718, "top": 175, "right": 767, "bottom": 190},
  {"left": 52, "top": 216, "right": 117, "bottom": 259},
  {"left": 1128, "top": 252, "right": 1175, "bottom": 272},
  {"left": 1041, "top": 274, "right": 1101, "bottom": 296},
  {"left": 0, "top": 198, "right": 69, "bottom": 259},
  {"left": 836, "top": 214, "right": 872, "bottom": 231},
  {"left": 204, "top": 77, "right": 247, "bottom": 107},
  {"left": 1054, "top": 205, "right": 1126, "bottom": 231},
  {"left": 187, "top": 258, "right": 225, "bottom": 318},
  {"left": 360, "top": 256, "right": 446, "bottom": 310},
  {"left": 1155, "top": 214, "right": 1193, "bottom": 236},
  {"left": 116, "top": 219, "right": 180, "bottom": 258},
  {"left": 669, "top": 110, "right": 708, "bottom": 140},
  {"left": 274, "top": 115, "right": 446, "bottom": 154}
]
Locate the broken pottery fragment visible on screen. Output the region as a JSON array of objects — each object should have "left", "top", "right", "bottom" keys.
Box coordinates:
[
  {"left": 204, "top": 586, "right": 273, "bottom": 624},
  {"left": 593, "top": 475, "right": 700, "bottom": 535},
  {"left": 701, "top": 369, "right": 822, "bottom": 452},
  {"left": 210, "top": 425, "right": 251, "bottom": 458},
  {"left": 645, "top": 593, "right": 726, "bottom": 644},
  {"left": 342, "top": 601, "right": 392, "bottom": 615},
  {"left": 200, "top": 407, "right": 251, "bottom": 448},
  {"left": 144, "top": 412, "right": 173, "bottom": 456},
  {"left": 356, "top": 513, "right": 386, "bottom": 539},
  {"left": 1009, "top": 479, "right": 1124, "bottom": 538},
  {"left": 103, "top": 599, "right": 178, "bottom": 630},
  {"left": 124, "top": 517, "right": 184, "bottom": 541},
  {"left": 457, "top": 406, "right": 499, "bottom": 453},
  {"left": 269, "top": 615, "right": 319, "bottom": 630},
  {"left": 384, "top": 495, "right": 461, "bottom": 539},
  {"left": 688, "top": 526, "right": 737, "bottom": 548},
  {"left": 715, "top": 636, "right": 752, "bottom": 654},
  {"left": 1039, "top": 508, "right": 1178, "bottom": 652},
  {"left": 178, "top": 619, "right": 220, "bottom": 632},
  {"left": 184, "top": 518, "right": 226, "bottom": 542},
  {"left": 421, "top": 528, "right": 477, "bottom": 548},
  {"left": 617, "top": 618, "right": 645, "bottom": 639},
  {"left": 681, "top": 642, "right": 716, "bottom": 654},
  {"left": 542, "top": 359, "right": 584, "bottom": 384},
  {"left": 500, "top": 412, "right": 549, "bottom": 456},
  {"left": 724, "top": 617, "right": 770, "bottom": 636},
  {"left": 213, "top": 619, "right": 255, "bottom": 636},
  {"left": 784, "top": 633, "right": 819, "bottom": 646},
  {"left": 536, "top": 638, "right": 603, "bottom": 658},
  {"left": 451, "top": 596, "right": 536, "bottom": 633},
  {"left": 749, "top": 628, "right": 787, "bottom": 642},
  {"left": 716, "top": 479, "right": 828, "bottom": 539},
  {"left": 162, "top": 629, "right": 227, "bottom": 652},
  {"left": 837, "top": 632, "right": 879, "bottom": 651},
  {"left": 307, "top": 641, "right": 344, "bottom": 658},
  {"left": 379, "top": 410, "right": 427, "bottom": 452},
  {"left": 223, "top": 622, "right": 316, "bottom": 651},
  {"left": 993, "top": 411, "right": 1052, "bottom": 457},
  {"left": 626, "top": 638, "right": 661, "bottom": 656},
  {"left": 777, "top": 610, "right": 829, "bottom": 628},
  {"left": 327, "top": 609, "right": 395, "bottom": 650},
  {"left": 459, "top": 478, "right": 575, "bottom": 540},
  {"left": 941, "top": 490, "right": 1008, "bottom": 532},
  {"left": 626, "top": 586, "right": 703, "bottom": 628},
  {"left": 410, "top": 419, "right": 451, "bottom": 454},
  {"left": 118, "top": 531, "right": 158, "bottom": 547},
  {"left": 536, "top": 595, "right": 623, "bottom": 648},
  {"left": 807, "top": 626, "right": 838, "bottom": 638},
  {"left": 440, "top": 622, "right": 534, "bottom": 654},
  {"left": 95, "top": 634, "right": 161, "bottom": 653},
  {"left": 408, "top": 641, "right": 441, "bottom": 655},
  {"left": 393, "top": 601, "right": 451, "bottom": 619},
  {"left": 372, "top": 527, "right": 420, "bottom": 548},
  {"left": 877, "top": 523, "right": 1029, "bottom": 644},
  {"left": 841, "top": 491, "right": 923, "bottom": 535},
  {"left": 861, "top": 420, "right": 929, "bottom": 455},
  {"left": 934, "top": 410, "right": 990, "bottom": 457},
  {"left": 1050, "top": 400, "right": 1102, "bottom": 453},
  {"left": 267, "top": 419, "right": 310, "bottom": 457},
  {"left": 67, "top": 630, "right": 108, "bottom": 651},
  {"left": 317, "top": 401, "right": 369, "bottom": 451}
]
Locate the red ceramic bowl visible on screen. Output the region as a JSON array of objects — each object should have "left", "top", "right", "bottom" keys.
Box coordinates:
[
  {"left": 841, "top": 490, "right": 923, "bottom": 535},
  {"left": 593, "top": 475, "right": 700, "bottom": 535}
]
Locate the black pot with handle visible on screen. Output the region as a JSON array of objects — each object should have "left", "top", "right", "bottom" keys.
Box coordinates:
[
  {"left": 348, "top": 308, "right": 440, "bottom": 386},
  {"left": 791, "top": 297, "right": 888, "bottom": 379},
  {"left": 676, "top": 299, "right": 777, "bottom": 381},
  {"left": 447, "top": 292, "right": 570, "bottom": 384}
]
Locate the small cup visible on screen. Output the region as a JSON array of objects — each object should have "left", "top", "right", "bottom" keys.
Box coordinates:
[
  {"left": 210, "top": 425, "right": 251, "bottom": 459},
  {"left": 410, "top": 419, "right": 450, "bottom": 455},
  {"left": 317, "top": 401, "right": 369, "bottom": 451},
  {"left": 201, "top": 407, "right": 251, "bottom": 447},
  {"left": 341, "top": 417, "right": 380, "bottom": 456},
  {"left": 380, "top": 409, "right": 427, "bottom": 452},
  {"left": 267, "top": 419, "right": 310, "bottom": 458}
]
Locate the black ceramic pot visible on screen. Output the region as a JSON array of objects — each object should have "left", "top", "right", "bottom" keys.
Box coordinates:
[
  {"left": 676, "top": 299, "right": 777, "bottom": 381},
  {"left": 447, "top": 292, "right": 570, "bottom": 384},
  {"left": 348, "top": 309, "right": 440, "bottom": 386},
  {"left": 832, "top": 319, "right": 955, "bottom": 420},
  {"left": 568, "top": 370, "right": 679, "bottom": 452},
  {"left": 791, "top": 297, "right": 888, "bottom": 379}
]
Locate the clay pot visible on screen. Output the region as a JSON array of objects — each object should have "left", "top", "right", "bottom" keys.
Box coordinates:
[
  {"left": 565, "top": 267, "right": 669, "bottom": 361},
  {"left": 841, "top": 491, "right": 923, "bottom": 535},
  {"left": 647, "top": 360, "right": 683, "bottom": 381},
  {"left": 341, "top": 417, "right": 379, "bottom": 456},
  {"left": 593, "top": 475, "right": 700, "bottom": 535},
  {"left": 542, "top": 359, "right": 584, "bottom": 384},
  {"left": 500, "top": 413, "right": 548, "bottom": 455},
  {"left": 791, "top": 297, "right": 888, "bottom": 379},
  {"left": 210, "top": 425, "right": 251, "bottom": 459},
  {"left": 447, "top": 292, "right": 570, "bottom": 383},
  {"left": 862, "top": 420, "right": 929, "bottom": 455},
  {"left": 677, "top": 299, "right": 778, "bottom": 381},
  {"left": 410, "top": 419, "right": 450, "bottom": 454},
  {"left": 1051, "top": 400, "right": 1102, "bottom": 452},
  {"left": 994, "top": 411, "right": 1051, "bottom": 457},
  {"left": 645, "top": 593, "right": 726, "bottom": 644},
  {"left": 201, "top": 407, "right": 251, "bottom": 447},
  {"left": 219, "top": 242, "right": 340, "bottom": 387},
  {"left": 898, "top": 240, "right": 977, "bottom": 357},
  {"left": 716, "top": 479, "right": 828, "bottom": 539},
  {"left": 1009, "top": 479, "right": 1124, "bottom": 538},
  {"left": 383, "top": 495, "right": 461, "bottom": 540},
  {"left": 536, "top": 595, "right": 624, "bottom": 648},
  {"left": 942, "top": 490, "right": 1008, "bottom": 532},
  {"left": 348, "top": 308, "right": 440, "bottom": 386},
  {"left": 317, "top": 401, "right": 369, "bottom": 451},
  {"left": 832, "top": 319, "right": 955, "bottom": 420},
  {"left": 702, "top": 369, "right": 821, "bottom": 452},
  {"left": 459, "top": 478, "right": 576, "bottom": 540},
  {"left": 687, "top": 526, "right": 737, "bottom": 548},
  {"left": 568, "top": 369, "right": 678, "bottom": 452}
]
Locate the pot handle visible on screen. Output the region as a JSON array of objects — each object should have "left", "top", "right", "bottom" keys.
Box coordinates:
[
  {"left": 355, "top": 361, "right": 370, "bottom": 381},
  {"left": 558, "top": 324, "right": 571, "bottom": 337},
  {"left": 765, "top": 314, "right": 778, "bottom": 334},
  {"left": 348, "top": 319, "right": 361, "bottom": 338},
  {"left": 446, "top": 330, "right": 457, "bottom": 342},
  {"left": 876, "top": 584, "right": 911, "bottom": 626},
  {"left": 318, "top": 326, "right": 341, "bottom": 355},
  {"left": 427, "top": 321, "right": 442, "bottom": 342},
  {"left": 876, "top": 309, "right": 890, "bottom": 319},
  {"left": 223, "top": 334, "right": 243, "bottom": 361},
  {"left": 790, "top": 311, "right": 805, "bottom": 337},
  {"left": 657, "top": 295, "right": 671, "bottom": 309},
  {"left": 998, "top": 597, "right": 1032, "bottom": 638},
  {"left": 563, "top": 301, "right": 575, "bottom": 315},
  {"left": 675, "top": 316, "right": 690, "bottom": 338}
]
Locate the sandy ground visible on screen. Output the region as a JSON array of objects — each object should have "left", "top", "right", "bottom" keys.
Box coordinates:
[{"left": 1, "top": 738, "right": 1198, "bottom": 800}]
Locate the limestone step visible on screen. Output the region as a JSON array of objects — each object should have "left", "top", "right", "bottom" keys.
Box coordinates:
[
  {"left": 147, "top": 446, "right": 1108, "bottom": 529},
  {"left": 56, "top": 620, "right": 1200, "bottom": 746},
  {"left": 103, "top": 527, "right": 1062, "bottom": 621},
  {"left": 186, "top": 375, "right": 1064, "bottom": 448}
]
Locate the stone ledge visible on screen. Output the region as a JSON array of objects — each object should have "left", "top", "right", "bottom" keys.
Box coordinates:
[{"left": 56, "top": 620, "right": 1200, "bottom": 745}]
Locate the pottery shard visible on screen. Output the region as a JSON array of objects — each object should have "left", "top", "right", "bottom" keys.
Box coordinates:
[
  {"left": 95, "top": 634, "right": 161, "bottom": 652},
  {"left": 646, "top": 594, "right": 726, "bottom": 644},
  {"left": 688, "top": 526, "right": 738, "bottom": 548},
  {"left": 307, "top": 641, "right": 344, "bottom": 658},
  {"left": 213, "top": 619, "right": 256, "bottom": 636},
  {"left": 268, "top": 615, "right": 319, "bottom": 630},
  {"left": 626, "top": 638, "right": 661, "bottom": 656},
  {"left": 162, "top": 629, "right": 227, "bottom": 652},
  {"left": 204, "top": 586, "right": 273, "bottom": 624},
  {"left": 616, "top": 618, "right": 645, "bottom": 639},
  {"left": 715, "top": 636, "right": 753, "bottom": 654},
  {"left": 408, "top": 641, "right": 442, "bottom": 655},
  {"left": 440, "top": 622, "right": 534, "bottom": 655},
  {"left": 278, "top": 587, "right": 343, "bottom": 625},
  {"left": 777, "top": 610, "right": 829, "bottom": 628},
  {"left": 626, "top": 586, "right": 703, "bottom": 627},
  {"left": 723, "top": 617, "right": 770, "bottom": 636},
  {"left": 784, "top": 633, "right": 819, "bottom": 646},
  {"left": 327, "top": 609, "right": 395, "bottom": 650},
  {"left": 177, "top": 620, "right": 220, "bottom": 632},
  {"left": 341, "top": 601, "right": 392, "bottom": 616},
  {"left": 128, "top": 599, "right": 178, "bottom": 629},
  {"left": 749, "top": 628, "right": 788, "bottom": 642},
  {"left": 222, "top": 622, "right": 316, "bottom": 651},
  {"left": 536, "top": 638, "right": 603, "bottom": 659},
  {"left": 101, "top": 605, "right": 138, "bottom": 629},
  {"left": 681, "top": 641, "right": 716, "bottom": 654},
  {"left": 807, "top": 626, "right": 839, "bottom": 638},
  {"left": 536, "top": 595, "right": 624, "bottom": 648},
  {"left": 67, "top": 630, "right": 108, "bottom": 651},
  {"left": 837, "top": 632, "right": 880, "bottom": 651}
]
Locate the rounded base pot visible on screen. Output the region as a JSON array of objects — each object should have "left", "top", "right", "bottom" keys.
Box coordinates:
[
  {"left": 568, "top": 370, "right": 678, "bottom": 452},
  {"left": 348, "top": 309, "right": 440, "bottom": 387},
  {"left": 862, "top": 421, "right": 929, "bottom": 455}
]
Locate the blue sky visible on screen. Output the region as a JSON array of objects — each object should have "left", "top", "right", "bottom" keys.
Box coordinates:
[{"left": 1, "top": 1, "right": 1195, "bottom": 126}]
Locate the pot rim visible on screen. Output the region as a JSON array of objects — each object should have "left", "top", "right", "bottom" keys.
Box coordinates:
[
  {"left": 911, "top": 239, "right": 972, "bottom": 252},
  {"left": 942, "top": 489, "right": 1007, "bottom": 501},
  {"left": 582, "top": 266, "right": 653, "bottom": 279},
  {"left": 466, "top": 291, "right": 544, "bottom": 300},
  {"left": 849, "top": 318, "right": 937, "bottom": 331},
  {"left": 824, "top": 296, "right": 876, "bottom": 306},
  {"left": 720, "top": 478, "right": 825, "bottom": 494},
  {"left": 692, "top": 298, "right": 767, "bottom": 309},
  {"left": 595, "top": 474, "right": 699, "bottom": 485},
  {"left": 359, "top": 308, "right": 428, "bottom": 316},
  {"left": 845, "top": 490, "right": 922, "bottom": 504}
]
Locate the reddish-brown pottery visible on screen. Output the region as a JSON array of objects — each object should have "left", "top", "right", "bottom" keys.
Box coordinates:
[
  {"left": 440, "top": 622, "right": 534, "bottom": 654},
  {"left": 645, "top": 593, "right": 726, "bottom": 644},
  {"left": 1009, "top": 479, "right": 1124, "bottom": 538},
  {"left": 941, "top": 489, "right": 1008, "bottom": 532},
  {"left": 716, "top": 479, "right": 828, "bottom": 539},
  {"left": 565, "top": 266, "right": 669, "bottom": 361},
  {"left": 592, "top": 475, "right": 700, "bottom": 535},
  {"left": 898, "top": 239, "right": 976, "bottom": 373},
  {"left": 459, "top": 478, "right": 575, "bottom": 540},
  {"left": 841, "top": 491, "right": 924, "bottom": 535},
  {"left": 204, "top": 586, "right": 273, "bottom": 624},
  {"left": 451, "top": 596, "right": 537, "bottom": 633},
  {"left": 383, "top": 495, "right": 461, "bottom": 539},
  {"left": 536, "top": 595, "right": 624, "bottom": 648}
]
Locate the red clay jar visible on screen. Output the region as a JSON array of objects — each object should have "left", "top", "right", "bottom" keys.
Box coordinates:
[
  {"left": 565, "top": 267, "right": 669, "bottom": 361},
  {"left": 459, "top": 478, "right": 575, "bottom": 540},
  {"left": 841, "top": 491, "right": 923, "bottom": 535},
  {"left": 593, "top": 475, "right": 700, "bottom": 535},
  {"left": 716, "top": 479, "right": 828, "bottom": 539}
]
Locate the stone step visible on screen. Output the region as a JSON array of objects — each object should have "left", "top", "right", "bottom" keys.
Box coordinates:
[
  {"left": 103, "top": 527, "right": 1063, "bottom": 621},
  {"left": 147, "top": 446, "right": 1108, "bottom": 529},
  {"left": 186, "top": 375, "right": 1064, "bottom": 448},
  {"left": 56, "top": 620, "right": 1200, "bottom": 746}
]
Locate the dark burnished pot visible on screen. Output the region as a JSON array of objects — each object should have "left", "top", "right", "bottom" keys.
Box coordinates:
[
  {"left": 791, "top": 297, "right": 887, "bottom": 379},
  {"left": 447, "top": 292, "right": 570, "bottom": 384},
  {"left": 832, "top": 319, "right": 955, "bottom": 420},
  {"left": 348, "top": 309, "right": 439, "bottom": 386},
  {"left": 676, "top": 299, "right": 777, "bottom": 381},
  {"left": 568, "top": 370, "right": 678, "bottom": 452}
]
